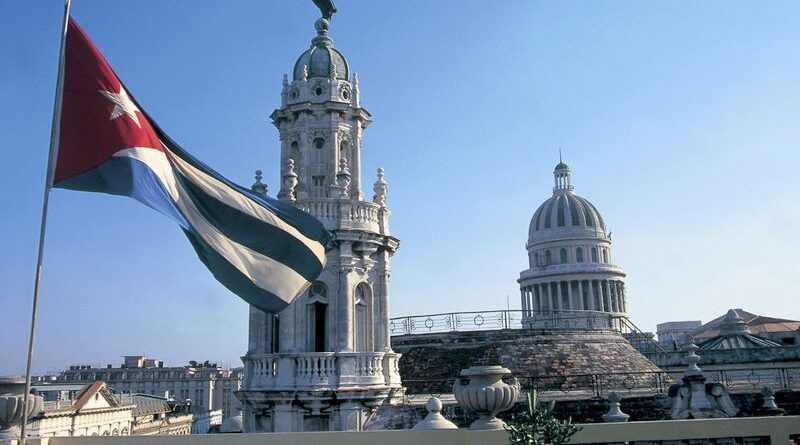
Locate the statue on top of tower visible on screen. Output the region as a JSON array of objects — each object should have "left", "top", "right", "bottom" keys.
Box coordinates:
[{"left": 312, "top": 0, "right": 337, "bottom": 20}]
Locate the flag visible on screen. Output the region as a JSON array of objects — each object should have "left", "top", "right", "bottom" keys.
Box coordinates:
[{"left": 53, "top": 18, "right": 332, "bottom": 313}]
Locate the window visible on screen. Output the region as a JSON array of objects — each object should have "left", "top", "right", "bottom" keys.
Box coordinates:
[
  {"left": 313, "top": 137, "right": 325, "bottom": 149},
  {"left": 576, "top": 247, "right": 584, "bottom": 263},
  {"left": 591, "top": 247, "right": 598, "bottom": 262},
  {"left": 602, "top": 248, "right": 609, "bottom": 263},
  {"left": 533, "top": 252, "right": 539, "bottom": 266},
  {"left": 307, "top": 282, "right": 328, "bottom": 352},
  {"left": 545, "top": 250, "right": 552, "bottom": 265},
  {"left": 559, "top": 248, "right": 568, "bottom": 264},
  {"left": 355, "top": 284, "right": 371, "bottom": 352},
  {"left": 290, "top": 140, "right": 299, "bottom": 151}
]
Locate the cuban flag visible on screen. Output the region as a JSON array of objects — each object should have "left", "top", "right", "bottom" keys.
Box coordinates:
[{"left": 53, "top": 18, "right": 332, "bottom": 313}]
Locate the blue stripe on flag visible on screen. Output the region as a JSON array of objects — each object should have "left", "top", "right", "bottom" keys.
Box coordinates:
[
  {"left": 173, "top": 171, "right": 324, "bottom": 281},
  {"left": 182, "top": 227, "right": 302, "bottom": 312},
  {"left": 55, "top": 155, "right": 189, "bottom": 229}
]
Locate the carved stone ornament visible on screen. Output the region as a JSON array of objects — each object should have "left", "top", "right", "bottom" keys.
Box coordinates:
[
  {"left": 412, "top": 397, "right": 458, "bottom": 430},
  {"left": 251, "top": 169, "right": 268, "bottom": 196},
  {"left": 602, "top": 391, "right": 630, "bottom": 422},
  {"left": 0, "top": 377, "right": 44, "bottom": 440},
  {"left": 453, "top": 365, "right": 520, "bottom": 430},
  {"left": 336, "top": 157, "right": 351, "bottom": 198},
  {"left": 667, "top": 342, "right": 738, "bottom": 419},
  {"left": 373, "top": 167, "right": 388, "bottom": 207},
  {"left": 277, "top": 159, "right": 298, "bottom": 203}
]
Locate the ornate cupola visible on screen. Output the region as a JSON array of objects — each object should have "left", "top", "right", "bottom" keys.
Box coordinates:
[
  {"left": 239, "top": 8, "right": 401, "bottom": 434},
  {"left": 518, "top": 159, "right": 628, "bottom": 330}
]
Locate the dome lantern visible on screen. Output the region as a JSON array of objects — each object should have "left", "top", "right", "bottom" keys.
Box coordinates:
[{"left": 292, "top": 18, "right": 349, "bottom": 82}]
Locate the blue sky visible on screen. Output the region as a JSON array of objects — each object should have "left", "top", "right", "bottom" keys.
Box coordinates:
[{"left": 1, "top": 1, "right": 799, "bottom": 375}]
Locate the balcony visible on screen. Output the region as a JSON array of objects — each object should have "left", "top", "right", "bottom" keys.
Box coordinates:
[
  {"left": 242, "top": 352, "right": 401, "bottom": 391},
  {"left": 296, "top": 198, "right": 388, "bottom": 235}
]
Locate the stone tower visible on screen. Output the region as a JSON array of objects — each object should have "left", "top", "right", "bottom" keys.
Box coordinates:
[
  {"left": 518, "top": 160, "right": 628, "bottom": 329},
  {"left": 237, "top": 16, "right": 401, "bottom": 433}
]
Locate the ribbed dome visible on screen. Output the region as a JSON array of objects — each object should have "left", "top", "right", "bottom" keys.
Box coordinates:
[
  {"left": 292, "top": 19, "right": 349, "bottom": 81},
  {"left": 528, "top": 192, "right": 607, "bottom": 243},
  {"left": 528, "top": 161, "right": 608, "bottom": 245}
]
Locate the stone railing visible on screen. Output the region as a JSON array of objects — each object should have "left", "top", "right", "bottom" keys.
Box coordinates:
[
  {"left": 3, "top": 416, "right": 798, "bottom": 444},
  {"left": 242, "top": 352, "right": 401, "bottom": 391},
  {"left": 390, "top": 309, "right": 669, "bottom": 359},
  {"left": 296, "top": 198, "right": 387, "bottom": 234}
]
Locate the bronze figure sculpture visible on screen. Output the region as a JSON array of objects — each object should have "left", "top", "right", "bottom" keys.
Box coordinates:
[{"left": 312, "top": 0, "right": 337, "bottom": 20}]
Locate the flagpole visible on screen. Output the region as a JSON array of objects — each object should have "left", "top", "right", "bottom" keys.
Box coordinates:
[{"left": 20, "top": 0, "right": 71, "bottom": 443}]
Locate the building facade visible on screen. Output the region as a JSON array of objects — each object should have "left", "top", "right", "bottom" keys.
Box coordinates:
[
  {"left": 57, "top": 356, "right": 241, "bottom": 419},
  {"left": 519, "top": 161, "right": 628, "bottom": 329},
  {"left": 237, "top": 15, "right": 402, "bottom": 433},
  {"left": 30, "top": 382, "right": 134, "bottom": 438}
]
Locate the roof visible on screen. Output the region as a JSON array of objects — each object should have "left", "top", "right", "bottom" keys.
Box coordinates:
[
  {"left": 693, "top": 309, "right": 800, "bottom": 339},
  {"left": 127, "top": 394, "right": 172, "bottom": 417},
  {"left": 695, "top": 309, "right": 787, "bottom": 351}
]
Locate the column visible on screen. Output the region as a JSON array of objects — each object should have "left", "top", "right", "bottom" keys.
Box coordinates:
[
  {"left": 577, "top": 280, "right": 585, "bottom": 310},
  {"left": 602, "top": 280, "right": 612, "bottom": 313},
  {"left": 587, "top": 280, "right": 595, "bottom": 310},
  {"left": 566, "top": 281, "right": 574, "bottom": 310},
  {"left": 547, "top": 283, "right": 554, "bottom": 312},
  {"left": 521, "top": 287, "right": 528, "bottom": 317},
  {"left": 596, "top": 280, "right": 605, "bottom": 312},
  {"left": 620, "top": 283, "right": 627, "bottom": 313},
  {"left": 556, "top": 282, "right": 563, "bottom": 311},
  {"left": 338, "top": 266, "right": 355, "bottom": 351}
]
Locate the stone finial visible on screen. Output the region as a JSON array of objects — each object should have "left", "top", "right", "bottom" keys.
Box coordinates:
[
  {"left": 412, "top": 397, "right": 458, "bottom": 430},
  {"left": 602, "top": 392, "right": 629, "bottom": 422},
  {"left": 277, "top": 159, "right": 298, "bottom": 203},
  {"left": 719, "top": 309, "right": 750, "bottom": 336},
  {"left": 758, "top": 386, "right": 786, "bottom": 416},
  {"left": 352, "top": 72, "right": 359, "bottom": 88},
  {"left": 251, "top": 169, "right": 268, "bottom": 196},
  {"left": 373, "top": 167, "right": 388, "bottom": 207},
  {"left": 336, "top": 157, "right": 351, "bottom": 198},
  {"left": 282, "top": 74, "right": 288, "bottom": 87},
  {"left": 301, "top": 65, "right": 309, "bottom": 82},
  {"left": 683, "top": 338, "right": 703, "bottom": 378}
]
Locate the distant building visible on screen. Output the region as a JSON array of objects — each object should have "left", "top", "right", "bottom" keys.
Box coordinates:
[
  {"left": 30, "top": 381, "right": 134, "bottom": 437},
  {"left": 693, "top": 309, "right": 800, "bottom": 346},
  {"left": 657, "top": 321, "right": 702, "bottom": 349},
  {"left": 56, "top": 355, "right": 241, "bottom": 419}
]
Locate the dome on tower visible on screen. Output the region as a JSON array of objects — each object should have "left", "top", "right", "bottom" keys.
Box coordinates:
[
  {"left": 292, "top": 19, "right": 349, "bottom": 81},
  {"left": 528, "top": 161, "right": 608, "bottom": 246}
]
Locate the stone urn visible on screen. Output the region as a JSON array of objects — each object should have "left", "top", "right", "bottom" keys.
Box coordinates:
[
  {"left": 0, "top": 377, "right": 44, "bottom": 440},
  {"left": 453, "top": 365, "right": 520, "bottom": 430}
]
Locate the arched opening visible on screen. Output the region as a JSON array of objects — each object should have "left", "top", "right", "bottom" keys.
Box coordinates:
[
  {"left": 559, "top": 248, "right": 568, "bottom": 264},
  {"left": 591, "top": 247, "right": 598, "bottom": 262},
  {"left": 602, "top": 248, "right": 609, "bottom": 263},
  {"left": 533, "top": 252, "right": 539, "bottom": 266},
  {"left": 307, "top": 282, "right": 328, "bottom": 352},
  {"left": 576, "top": 247, "right": 584, "bottom": 262},
  {"left": 545, "top": 250, "right": 552, "bottom": 265},
  {"left": 354, "top": 283, "right": 371, "bottom": 352}
]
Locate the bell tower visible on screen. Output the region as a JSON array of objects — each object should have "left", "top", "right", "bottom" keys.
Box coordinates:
[{"left": 237, "top": 15, "right": 401, "bottom": 433}]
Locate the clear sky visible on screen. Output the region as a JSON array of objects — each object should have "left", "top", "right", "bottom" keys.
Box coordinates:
[{"left": 2, "top": 1, "right": 799, "bottom": 375}]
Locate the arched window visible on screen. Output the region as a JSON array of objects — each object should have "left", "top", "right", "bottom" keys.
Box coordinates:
[
  {"left": 354, "top": 283, "right": 371, "bottom": 352},
  {"left": 545, "top": 250, "right": 553, "bottom": 265},
  {"left": 533, "top": 252, "right": 540, "bottom": 266},
  {"left": 591, "top": 247, "right": 598, "bottom": 262},
  {"left": 559, "top": 248, "right": 568, "bottom": 264},
  {"left": 307, "top": 282, "right": 328, "bottom": 352},
  {"left": 576, "top": 247, "right": 584, "bottom": 263},
  {"left": 603, "top": 248, "right": 609, "bottom": 263}
]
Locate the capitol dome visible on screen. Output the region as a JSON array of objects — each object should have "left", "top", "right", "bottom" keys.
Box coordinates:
[
  {"left": 292, "top": 19, "right": 349, "bottom": 81},
  {"left": 518, "top": 159, "right": 628, "bottom": 328}
]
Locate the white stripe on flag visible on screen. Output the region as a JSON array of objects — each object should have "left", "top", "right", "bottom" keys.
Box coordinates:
[
  {"left": 113, "top": 147, "right": 310, "bottom": 302},
  {"left": 164, "top": 147, "right": 327, "bottom": 265}
]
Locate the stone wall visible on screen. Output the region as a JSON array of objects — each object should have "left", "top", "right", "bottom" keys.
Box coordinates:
[{"left": 392, "top": 329, "right": 661, "bottom": 394}]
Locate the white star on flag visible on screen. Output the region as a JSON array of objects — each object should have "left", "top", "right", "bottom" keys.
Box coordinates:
[{"left": 99, "top": 85, "right": 141, "bottom": 128}]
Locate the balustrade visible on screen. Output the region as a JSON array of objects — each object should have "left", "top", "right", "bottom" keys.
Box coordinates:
[
  {"left": 296, "top": 198, "right": 384, "bottom": 232},
  {"left": 241, "top": 352, "right": 401, "bottom": 391}
]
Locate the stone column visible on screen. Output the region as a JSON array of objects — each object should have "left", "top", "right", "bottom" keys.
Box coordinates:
[
  {"left": 273, "top": 402, "right": 295, "bottom": 433},
  {"left": 577, "top": 280, "right": 585, "bottom": 310},
  {"left": 620, "top": 283, "right": 627, "bottom": 313},
  {"left": 556, "top": 282, "right": 563, "bottom": 311},
  {"left": 537, "top": 285, "right": 544, "bottom": 312},
  {"left": 547, "top": 283, "right": 554, "bottom": 312},
  {"left": 338, "top": 266, "right": 355, "bottom": 351},
  {"left": 375, "top": 252, "right": 391, "bottom": 351},
  {"left": 521, "top": 287, "right": 528, "bottom": 317},
  {"left": 566, "top": 281, "right": 574, "bottom": 310},
  {"left": 596, "top": 280, "right": 605, "bottom": 312},
  {"left": 587, "top": 280, "right": 595, "bottom": 310},
  {"left": 602, "top": 280, "right": 612, "bottom": 313}
]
